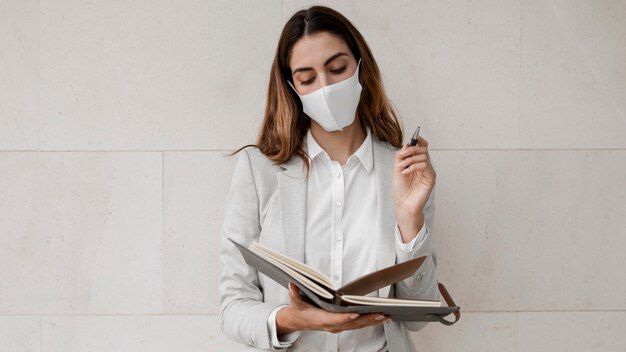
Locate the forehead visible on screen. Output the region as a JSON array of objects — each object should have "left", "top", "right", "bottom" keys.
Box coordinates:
[{"left": 289, "top": 32, "right": 351, "bottom": 70}]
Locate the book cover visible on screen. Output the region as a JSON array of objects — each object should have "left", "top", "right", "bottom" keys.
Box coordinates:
[{"left": 229, "top": 238, "right": 460, "bottom": 324}]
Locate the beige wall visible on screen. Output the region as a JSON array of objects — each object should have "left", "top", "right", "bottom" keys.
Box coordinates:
[{"left": 1, "top": 0, "right": 625, "bottom": 351}]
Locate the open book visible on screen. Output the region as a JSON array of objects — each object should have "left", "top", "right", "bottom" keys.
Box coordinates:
[{"left": 230, "top": 238, "right": 460, "bottom": 324}]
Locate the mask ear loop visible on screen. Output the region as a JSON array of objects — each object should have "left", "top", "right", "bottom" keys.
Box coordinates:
[
  {"left": 287, "top": 79, "right": 299, "bottom": 95},
  {"left": 355, "top": 58, "right": 363, "bottom": 86}
]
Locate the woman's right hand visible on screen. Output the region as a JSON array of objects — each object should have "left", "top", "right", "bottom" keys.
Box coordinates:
[{"left": 275, "top": 282, "right": 391, "bottom": 335}]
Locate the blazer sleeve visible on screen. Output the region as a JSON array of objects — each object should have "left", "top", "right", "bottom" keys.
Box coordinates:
[
  {"left": 394, "top": 187, "right": 440, "bottom": 332},
  {"left": 218, "top": 148, "right": 284, "bottom": 350}
]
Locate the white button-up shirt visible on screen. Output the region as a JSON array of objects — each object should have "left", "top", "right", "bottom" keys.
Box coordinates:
[{"left": 266, "top": 126, "right": 429, "bottom": 351}]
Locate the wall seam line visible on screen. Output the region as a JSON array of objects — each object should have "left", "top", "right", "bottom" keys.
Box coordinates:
[
  {"left": 518, "top": 0, "right": 524, "bottom": 150},
  {"left": 161, "top": 151, "right": 165, "bottom": 315},
  {"left": 37, "top": 0, "right": 40, "bottom": 150}
]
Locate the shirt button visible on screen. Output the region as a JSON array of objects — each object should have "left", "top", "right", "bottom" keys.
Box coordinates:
[
  {"left": 337, "top": 236, "right": 342, "bottom": 242},
  {"left": 336, "top": 202, "right": 342, "bottom": 208},
  {"left": 336, "top": 173, "right": 341, "bottom": 178},
  {"left": 332, "top": 275, "right": 339, "bottom": 282},
  {"left": 416, "top": 273, "right": 424, "bottom": 282}
]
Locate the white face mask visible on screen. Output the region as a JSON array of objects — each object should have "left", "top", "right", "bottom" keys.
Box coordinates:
[{"left": 288, "top": 58, "right": 363, "bottom": 132}]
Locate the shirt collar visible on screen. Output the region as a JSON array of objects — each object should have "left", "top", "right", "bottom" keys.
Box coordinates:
[
  {"left": 353, "top": 127, "right": 373, "bottom": 172},
  {"left": 305, "top": 127, "right": 373, "bottom": 173},
  {"left": 305, "top": 129, "right": 325, "bottom": 162}
]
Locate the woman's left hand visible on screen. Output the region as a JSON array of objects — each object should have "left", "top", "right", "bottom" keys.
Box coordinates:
[{"left": 391, "top": 136, "right": 436, "bottom": 242}]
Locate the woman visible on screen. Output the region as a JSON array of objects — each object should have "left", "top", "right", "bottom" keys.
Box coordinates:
[{"left": 218, "top": 5, "right": 439, "bottom": 351}]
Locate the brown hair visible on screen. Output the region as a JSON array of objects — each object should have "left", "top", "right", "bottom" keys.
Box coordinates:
[{"left": 228, "top": 5, "right": 405, "bottom": 175}]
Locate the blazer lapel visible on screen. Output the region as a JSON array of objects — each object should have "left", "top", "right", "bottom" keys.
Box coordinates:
[
  {"left": 277, "top": 155, "right": 308, "bottom": 262},
  {"left": 372, "top": 137, "right": 397, "bottom": 298}
]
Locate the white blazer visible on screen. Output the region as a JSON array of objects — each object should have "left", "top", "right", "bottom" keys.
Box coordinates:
[{"left": 218, "top": 133, "right": 439, "bottom": 351}]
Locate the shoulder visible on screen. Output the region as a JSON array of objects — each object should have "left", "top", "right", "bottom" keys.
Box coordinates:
[
  {"left": 231, "top": 146, "right": 286, "bottom": 194},
  {"left": 372, "top": 134, "right": 400, "bottom": 156},
  {"left": 230, "top": 146, "right": 290, "bottom": 209},
  {"left": 235, "top": 146, "right": 284, "bottom": 174}
]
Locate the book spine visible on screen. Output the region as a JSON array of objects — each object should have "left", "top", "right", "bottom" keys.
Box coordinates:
[{"left": 333, "top": 291, "right": 344, "bottom": 306}]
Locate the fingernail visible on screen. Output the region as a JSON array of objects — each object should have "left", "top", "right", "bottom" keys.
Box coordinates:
[
  {"left": 350, "top": 314, "right": 359, "bottom": 320},
  {"left": 375, "top": 315, "right": 385, "bottom": 321},
  {"left": 401, "top": 168, "right": 409, "bottom": 174}
]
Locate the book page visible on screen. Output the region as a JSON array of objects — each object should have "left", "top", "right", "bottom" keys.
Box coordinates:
[
  {"left": 341, "top": 295, "right": 442, "bottom": 307},
  {"left": 250, "top": 244, "right": 334, "bottom": 300},
  {"left": 251, "top": 242, "right": 334, "bottom": 290}
]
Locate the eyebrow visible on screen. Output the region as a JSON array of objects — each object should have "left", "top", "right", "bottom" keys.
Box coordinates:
[{"left": 291, "top": 52, "right": 349, "bottom": 75}]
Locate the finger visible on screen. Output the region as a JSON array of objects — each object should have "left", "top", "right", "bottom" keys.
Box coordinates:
[
  {"left": 316, "top": 312, "right": 362, "bottom": 333},
  {"left": 396, "top": 144, "right": 411, "bottom": 162},
  {"left": 402, "top": 162, "right": 436, "bottom": 180},
  {"left": 341, "top": 314, "right": 390, "bottom": 331},
  {"left": 319, "top": 313, "right": 372, "bottom": 333},
  {"left": 417, "top": 136, "right": 429, "bottom": 147},
  {"left": 396, "top": 147, "right": 426, "bottom": 165},
  {"left": 356, "top": 318, "right": 390, "bottom": 329},
  {"left": 355, "top": 314, "right": 388, "bottom": 327},
  {"left": 288, "top": 282, "right": 305, "bottom": 304},
  {"left": 396, "top": 154, "right": 428, "bottom": 170},
  {"left": 322, "top": 311, "right": 361, "bottom": 326},
  {"left": 399, "top": 145, "right": 429, "bottom": 159},
  {"left": 400, "top": 162, "right": 429, "bottom": 174},
  {"left": 288, "top": 282, "right": 297, "bottom": 295}
]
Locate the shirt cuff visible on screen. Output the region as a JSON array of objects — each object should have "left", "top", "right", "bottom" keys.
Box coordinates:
[
  {"left": 395, "top": 221, "right": 428, "bottom": 252},
  {"left": 267, "top": 304, "right": 301, "bottom": 349},
  {"left": 395, "top": 221, "right": 430, "bottom": 265}
]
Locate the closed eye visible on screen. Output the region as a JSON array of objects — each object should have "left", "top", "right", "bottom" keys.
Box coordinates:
[
  {"left": 330, "top": 66, "right": 347, "bottom": 74},
  {"left": 299, "top": 66, "right": 348, "bottom": 86}
]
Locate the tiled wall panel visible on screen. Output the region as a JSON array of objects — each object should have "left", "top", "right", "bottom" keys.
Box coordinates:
[
  {"left": 0, "top": 0, "right": 38, "bottom": 150},
  {"left": 38, "top": 0, "right": 281, "bottom": 151},
  {"left": 429, "top": 150, "right": 626, "bottom": 312},
  {"left": 0, "top": 152, "right": 162, "bottom": 314},
  {"left": 162, "top": 151, "right": 235, "bottom": 314},
  {"left": 0, "top": 317, "right": 40, "bottom": 352}
]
